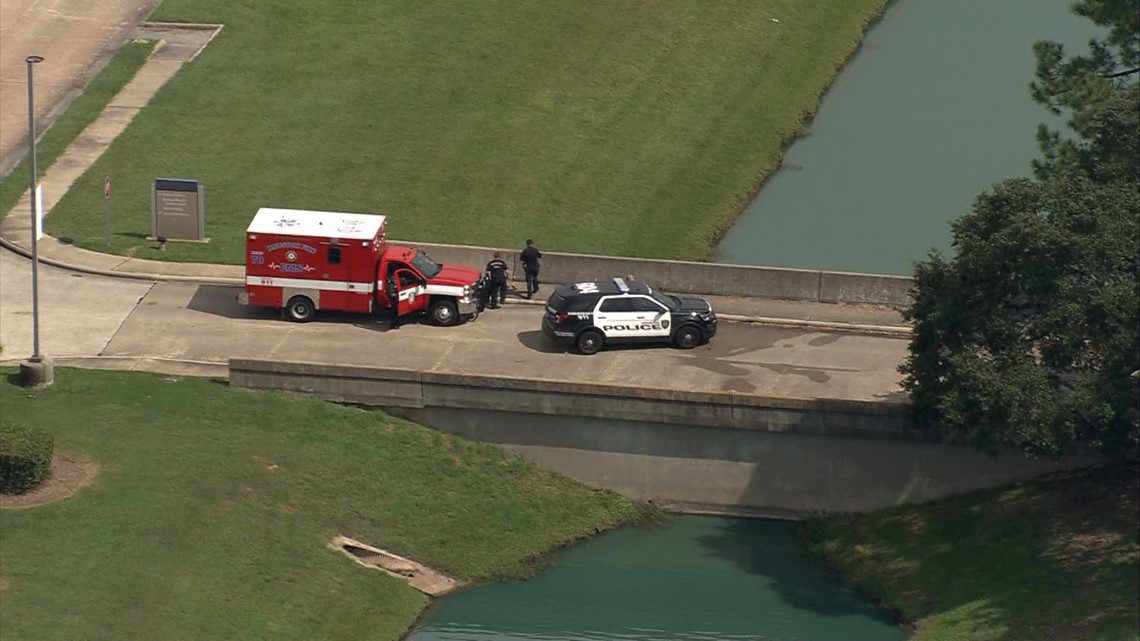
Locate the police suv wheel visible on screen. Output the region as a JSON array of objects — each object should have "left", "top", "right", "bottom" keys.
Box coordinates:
[
  {"left": 576, "top": 330, "right": 604, "bottom": 355},
  {"left": 430, "top": 300, "right": 459, "bottom": 326},
  {"left": 674, "top": 325, "right": 701, "bottom": 350},
  {"left": 286, "top": 296, "right": 315, "bottom": 323}
]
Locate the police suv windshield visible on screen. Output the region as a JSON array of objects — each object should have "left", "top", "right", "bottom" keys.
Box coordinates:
[
  {"left": 410, "top": 252, "right": 443, "bottom": 278},
  {"left": 648, "top": 288, "right": 679, "bottom": 311}
]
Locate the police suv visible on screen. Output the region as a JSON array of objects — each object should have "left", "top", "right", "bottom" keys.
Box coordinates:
[{"left": 541, "top": 278, "right": 717, "bottom": 355}]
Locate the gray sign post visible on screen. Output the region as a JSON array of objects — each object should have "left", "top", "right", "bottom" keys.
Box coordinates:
[{"left": 151, "top": 178, "right": 207, "bottom": 242}]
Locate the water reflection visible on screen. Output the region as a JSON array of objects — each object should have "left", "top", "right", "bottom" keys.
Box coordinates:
[
  {"left": 714, "top": 0, "right": 1100, "bottom": 275},
  {"left": 406, "top": 516, "right": 902, "bottom": 641}
]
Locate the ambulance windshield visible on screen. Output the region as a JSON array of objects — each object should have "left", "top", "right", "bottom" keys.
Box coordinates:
[{"left": 410, "top": 251, "right": 443, "bottom": 278}]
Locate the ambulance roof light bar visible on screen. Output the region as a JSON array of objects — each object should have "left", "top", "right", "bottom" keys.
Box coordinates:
[{"left": 613, "top": 277, "right": 629, "bottom": 293}]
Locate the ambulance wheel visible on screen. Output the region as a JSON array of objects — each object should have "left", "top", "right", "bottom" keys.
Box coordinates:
[
  {"left": 576, "top": 330, "right": 604, "bottom": 355},
  {"left": 286, "top": 296, "right": 315, "bottom": 323},
  {"left": 673, "top": 325, "right": 702, "bottom": 350},
  {"left": 429, "top": 300, "right": 459, "bottom": 326}
]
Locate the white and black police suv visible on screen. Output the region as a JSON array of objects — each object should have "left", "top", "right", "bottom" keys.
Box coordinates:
[{"left": 541, "top": 278, "right": 717, "bottom": 355}]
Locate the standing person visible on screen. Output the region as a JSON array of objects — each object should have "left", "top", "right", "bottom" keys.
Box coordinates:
[
  {"left": 485, "top": 251, "right": 509, "bottom": 309},
  {"left": 520, "top": 238, "right": 543, "bottom": 299},
  {"left": 385, "top": 270, "right": 401, "bottom": 329}
]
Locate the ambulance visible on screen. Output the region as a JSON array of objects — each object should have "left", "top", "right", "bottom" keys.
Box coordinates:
[{"left": 239, "top": 208, "right": 487, "bottom": 325}]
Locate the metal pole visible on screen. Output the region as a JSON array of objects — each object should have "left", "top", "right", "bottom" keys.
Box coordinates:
[{"left": 27, "top": 55, "right": 43, "bottom": 363}]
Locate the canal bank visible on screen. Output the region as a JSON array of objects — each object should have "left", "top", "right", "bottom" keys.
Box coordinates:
[{"left": 229, "top": 359, "right": 1092, "bottom": 516}]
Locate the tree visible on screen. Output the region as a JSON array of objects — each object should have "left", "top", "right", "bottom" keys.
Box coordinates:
[
  {"left": 1031, "top": 0, "right": 1139, "bottom": 181},
  {"left": 900, "top": 4, "right": 1139, "bottom": 460}
]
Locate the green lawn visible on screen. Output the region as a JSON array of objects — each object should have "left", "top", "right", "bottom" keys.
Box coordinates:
[
  {"left": 0, "top": 369, "right": 642, "bottom": 641},
  {"left": 802, "top": 466, "right": 1140, "bottom": 641},
  {"left": 0, "top": 40, "right": 158, "bottom": 219},
  {"left": 41, "top": 0, "right": 888, "bottom": 264}
]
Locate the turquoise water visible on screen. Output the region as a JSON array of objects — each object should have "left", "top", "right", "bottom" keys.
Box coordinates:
[
  {"left": 406, "top": 516, "right": 903, "bottom": 641},
  {"left": 714, "top": 0, "right": 1101, "bottom": 275}
]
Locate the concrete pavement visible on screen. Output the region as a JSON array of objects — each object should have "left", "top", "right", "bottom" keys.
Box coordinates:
[
  {"left": 0, "top": 246, "right": 152, "bottom": 361},
  {"left": 0, "top": 0, "right": 160, "bottom": 176},
  {"left": 1, "top": 247, "right": 911, "bottom": 401}
]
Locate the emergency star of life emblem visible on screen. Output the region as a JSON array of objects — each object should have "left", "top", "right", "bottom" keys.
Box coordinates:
[
  {"left": 272, "top": 216, "right": 299, "bottom": 228},
  {"left": 338, "top": 219, "right": 364, "bottom": 234},
  {"left": 285, "top": 250, "right": 298, "bottom": 261}
]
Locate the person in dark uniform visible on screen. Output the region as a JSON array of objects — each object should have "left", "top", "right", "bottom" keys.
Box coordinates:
[
  {"left": 520, "top": 239, "right": 542, "bottom": 299},
  {"left": 385, "top": 271, "right": 401, "bottom": 329},
  {"left": 485, "top": 251, "right": 509, "bottom": 309}
]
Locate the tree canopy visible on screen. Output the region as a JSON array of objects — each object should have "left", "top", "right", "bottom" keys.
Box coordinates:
[{"left": 900, "top": 2, "right": 1139, "bottom": 460}]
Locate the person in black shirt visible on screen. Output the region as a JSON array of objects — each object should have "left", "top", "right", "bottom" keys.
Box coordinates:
[
  {"left": 385, "top": 271, "right": 401, "bottom": 329},
  {"left": 520, "top": 239, "right": 542, "bottom": 299},
  {"left": 485, "top": 251, "right": 509, "bottom": 309}
]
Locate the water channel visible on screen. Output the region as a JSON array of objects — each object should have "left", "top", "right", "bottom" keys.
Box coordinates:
[
  {"left": 714, "top": 0, "right": 1100, "bottom": 275},
  {"left": 406, "top": 516, "right": 902, "bottom": 641},
  {"left": 406, "top": 1, "right": 1098, "bottom": 638}
]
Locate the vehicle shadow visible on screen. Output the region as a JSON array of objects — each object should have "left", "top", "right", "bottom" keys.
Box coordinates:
[
  {"left": 516, "top": 330, "right": 683, "bottom": 356},
  {"left": 516, "top": 330, "right": 566, "bottom": 354},
  {"left": 186, "top": 285, "right": 409, "bottom": 330},
  {"left": 186, "top": 285, "right": 269, "bottom": 320}
]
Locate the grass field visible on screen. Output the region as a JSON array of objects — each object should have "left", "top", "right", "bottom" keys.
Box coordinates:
[
  {"left": 40, "top": 0, "right": 888, "bottom": 264},
  {"left": 803, "top": 466, "right": 1140, "bottom": 641},
  {"left": 0, "top": 369, "right": 642, "bottom": 641},
  {"left": 0, "top": 40, "right": 157, "bottom": 219}
]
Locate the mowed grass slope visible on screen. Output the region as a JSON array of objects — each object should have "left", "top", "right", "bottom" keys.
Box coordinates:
[
  {"left": 0, "top": 369, "right": 640, "bottom": 641},
  {"left": 0, "top": 40, "right": 157, "bottom": 216},
  {"left": 803, "top": 466, "right": 1140, "bottom": 641},
  {"left": 45, "top": 0, "right": 887, "bottom": 263}
]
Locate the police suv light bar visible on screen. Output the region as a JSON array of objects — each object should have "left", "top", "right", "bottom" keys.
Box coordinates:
[{"left": 613, "top": 277, "right": 629, "bottom": 293}]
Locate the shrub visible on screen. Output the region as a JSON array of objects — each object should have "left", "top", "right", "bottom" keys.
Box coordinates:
[{"left": 0, "top": 423, "right": 54, "bottom": 494}]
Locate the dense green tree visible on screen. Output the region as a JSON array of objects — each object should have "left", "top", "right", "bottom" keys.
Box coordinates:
[
  {"left": 900, "top": 3, "right": 1139, "bottom": 460},
  {"left": 1031, "top": 0, "right": 1139, "bottom": 181}
]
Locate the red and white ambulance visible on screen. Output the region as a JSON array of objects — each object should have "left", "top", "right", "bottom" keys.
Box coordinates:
[{"left": 239, "top": 208, "right": 487, "bottom": 325}]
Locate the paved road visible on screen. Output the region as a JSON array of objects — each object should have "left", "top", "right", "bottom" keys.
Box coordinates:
[
  {"left": 0, "top": 247, "right": 907, "bottom": 400},
  {"left": 0, "top": 0, "right": 157, "bottom": 175},
  {"left": 0, "top": 247, "right": 152, "bottom": 361},
  {"left": 100, "top": 281, "right": 907, "bottom": 401}
]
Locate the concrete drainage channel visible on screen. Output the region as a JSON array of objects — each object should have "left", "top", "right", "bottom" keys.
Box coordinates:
[{"left": 329, "top": 535, "right": 464, "bottom": 596}]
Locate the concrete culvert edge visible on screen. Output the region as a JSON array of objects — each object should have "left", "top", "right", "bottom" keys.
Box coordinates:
[{"left": 329, "top": 535, "right": 464, "bottom": 596}]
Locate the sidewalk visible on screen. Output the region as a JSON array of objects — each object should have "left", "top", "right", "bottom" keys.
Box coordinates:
[{"left": 0, "top": 21, "right": 909, "bottom": 336}]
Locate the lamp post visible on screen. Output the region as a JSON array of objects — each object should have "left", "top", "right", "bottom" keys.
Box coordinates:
[{"left": 20, "top": 54, "right": 52, "bottom": 387}]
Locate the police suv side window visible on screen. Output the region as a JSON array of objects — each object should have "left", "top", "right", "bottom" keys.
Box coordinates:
[
  {"left": 632, "top": 297, "right": 667, "bottom": 313},
  {"left": 568, "top": 296, "right": 598, "bottom": 313},
  {"left": 599, "top": 297, "right": 637, "bottom": 313}
]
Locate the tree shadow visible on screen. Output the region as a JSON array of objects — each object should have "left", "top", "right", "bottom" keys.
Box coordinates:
[
  {"left": 703, "top": 464, "right": 1135, "bottom": 638},
  {"left": 694, "top": 517, "right": 901, "bottom": 622}
]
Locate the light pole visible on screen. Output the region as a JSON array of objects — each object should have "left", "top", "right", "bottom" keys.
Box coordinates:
[{"left": 20, "top": 54, "right": 52, "bottom": 387}]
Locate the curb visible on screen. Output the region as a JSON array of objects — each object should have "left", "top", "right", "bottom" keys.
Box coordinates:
[
  {"left": 0, "top": 236, "right": 242, "bottom": 286},
  {"left": 0, "top": 355, "right": 229, "bottom": 378}
]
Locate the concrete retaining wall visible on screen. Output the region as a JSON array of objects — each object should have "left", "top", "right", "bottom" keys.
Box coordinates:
[
  {"left": 228, "top": 358, "right": 1091, "bottom": 515},
  {"left": 401, "top": 240, "right": 914, "bottom": 307},
  {"left": 414, "top": 407, "right": 1086, "bottom": 516},
  {"left": 228, "top": 359, "right": 912, "bottom": 438}
]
